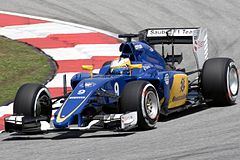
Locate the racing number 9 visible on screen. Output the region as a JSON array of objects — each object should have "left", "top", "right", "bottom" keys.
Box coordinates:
[{"left": 114, "top": 82, "right": 119, "bottom": 96}]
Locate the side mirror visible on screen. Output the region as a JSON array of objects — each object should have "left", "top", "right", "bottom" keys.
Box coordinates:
[
  {"left": 82, "top": 65, "right": 94, "bottom": 78},
  {"left": 129, "top": 64, "right": 142, "bottom": 70},
  {"left": 129, "top": 64, "right": 142, "bottom": 75}
]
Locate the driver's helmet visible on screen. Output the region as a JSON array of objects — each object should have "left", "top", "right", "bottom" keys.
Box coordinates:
[{"left": 110, "top": 58, "right": 131, "bottom": 75}]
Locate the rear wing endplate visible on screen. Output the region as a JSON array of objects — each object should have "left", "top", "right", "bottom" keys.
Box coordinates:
[{"left": 138, "top": 27, "right": 208, "bottom": 69}]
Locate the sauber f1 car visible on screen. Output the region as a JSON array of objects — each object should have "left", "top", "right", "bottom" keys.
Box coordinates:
[{"left": 5, "top": 27, "right": 239, "bottom": 134}]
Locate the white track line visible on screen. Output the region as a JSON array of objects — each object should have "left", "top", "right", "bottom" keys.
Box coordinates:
[
  {"left": 0, "top": 103, "right": 13, "bottom": 117},
  {"left": 46, "top": 69, "right": 101, "bottom": 88},
  {"left": 0, "top": 10, "right": 118, "bottom": 39},
  {"left": 0, "top": 22, "right": 93, "bottom": 39},
  {"left": 43, "top": 44, "right": 120, "bottom": 60},
  {"left": 46, "top": 72, "right": 78, "bottom": 88}
]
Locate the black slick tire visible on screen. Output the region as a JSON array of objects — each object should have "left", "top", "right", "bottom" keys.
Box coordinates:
[
  {"left": 201, "top": 58, "right": 239, "bottom": 106},
  {"left": 14, "top": 83, "right": 52, "bottom": 122},
  {"left": 120, "top": 81, "right": 160, "bottom": 130}
]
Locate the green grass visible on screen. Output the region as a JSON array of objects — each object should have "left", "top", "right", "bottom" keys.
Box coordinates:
[{"left": 0, "top": 36, "right": 52, "bottom": 105}]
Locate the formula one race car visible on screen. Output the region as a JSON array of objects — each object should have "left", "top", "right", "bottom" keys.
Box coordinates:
[{"left": 5, "top": 27, "right": 239, "bottom": 134}]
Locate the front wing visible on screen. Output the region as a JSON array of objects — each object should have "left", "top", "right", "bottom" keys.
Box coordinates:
[{"left": 4, "top": 112, "right": 137, "bottom": 133}]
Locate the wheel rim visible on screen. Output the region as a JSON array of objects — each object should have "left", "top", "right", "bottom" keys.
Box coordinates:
[
  {"left": 34, "top": 88, "right": 51, "bottom": 117},
  {"left": 36, "top": 94, "right": 50, "bottom": 116},
  {"left": 144, "top": 91, "right": 158, "bottom": 119},
  {"left": 228, "top": 67, "right": 238, "bottom": 96}
]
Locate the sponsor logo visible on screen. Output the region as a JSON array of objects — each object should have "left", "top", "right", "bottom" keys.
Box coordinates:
[
  {"left": 78, "top": 83, "right": 84, "bottom": 88},
  {"left": 180, "top": 78, "right": 186, "bottom": 92},
  {"left": 147, "top": 29, "right": 195, "bottom": 37},
  {"left": 172, "top": 94, "right": 187, "bottom": 102},
  {"left": 134, "top": 44, "right": 143, "bottom": 50},
  {"left": 121, "top": 112, "right": 137, "bottom": 129},
  {"left": 121, "top": 115, "right": 134, "bottom": 124},
  {"left": 77, "top": 89, "right": 86, "bottom": 95},
  {"left": 85, "top": 82, "right": 96, "bottom": 88},
  {"left": 69, "top": 96, "right": 86, "bottom": 100},
  {"left": 164, "top": 74, "right": 169, "bottom": 85},
  {"left": 149, "top": 47, "right": 154, "bottom": 52},
  {"left": 193, "top": 40, "right": 205, "bottom": 52},
  {"left": 143, "top": 65, "right": 151, "bottom": 71}
]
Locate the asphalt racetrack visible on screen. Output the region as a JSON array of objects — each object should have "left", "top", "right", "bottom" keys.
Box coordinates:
[{"left": 0, "top": 0, "right": 240, "bottom": 159}]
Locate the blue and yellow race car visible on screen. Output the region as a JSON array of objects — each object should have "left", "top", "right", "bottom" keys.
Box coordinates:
[{"left": 5, "top": 27, "right": 239, "bottom": 133}]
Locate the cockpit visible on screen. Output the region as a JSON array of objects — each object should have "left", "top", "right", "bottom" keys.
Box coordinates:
[{"left": 119, "top": 43, "right": 136, "bottom": 61}]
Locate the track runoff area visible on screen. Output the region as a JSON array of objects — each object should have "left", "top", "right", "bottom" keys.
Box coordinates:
[{"left": 0, "top": 11, "right": 121, "bottom": 132}]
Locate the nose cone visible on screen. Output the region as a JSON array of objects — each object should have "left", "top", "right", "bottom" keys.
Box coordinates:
[
  {"left": 53, "top": 84, "right": 93, "bottom": 128},
  {"left": 53, "top": 113, "right": 72, "bottom": 128},
  {"left": 53, "top": 77, "right": 117, "bottom": 128}
]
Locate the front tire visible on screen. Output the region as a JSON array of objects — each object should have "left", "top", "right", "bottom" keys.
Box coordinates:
[
  {"left": 201, "top": 58, "right": 239, "bottom": 105},
  {"left": 14, "top": 83, "right": 52, "bottom": 122},
  {"left": 120, "top": 81, "right": 160, "bottom": 130}
]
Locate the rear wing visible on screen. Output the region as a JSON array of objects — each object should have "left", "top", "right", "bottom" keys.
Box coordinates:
[{"left": 138, "top": 27, "right": 208, "bottom": 69}]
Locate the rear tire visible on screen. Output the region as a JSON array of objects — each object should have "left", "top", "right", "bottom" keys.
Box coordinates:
[
  {"left": 201, "top": 58, "right": 239, "bottom": 106},
  {"left": 120, "top": 81, "right": 160, "bottom": 130},
  {"left": 14, "top": 83, "right": 52, "bottom": 122}
]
